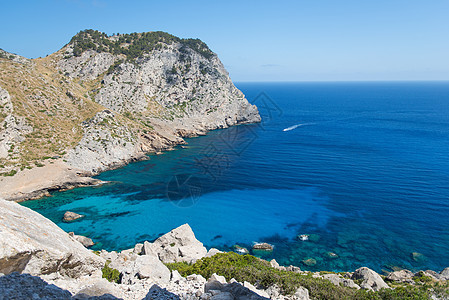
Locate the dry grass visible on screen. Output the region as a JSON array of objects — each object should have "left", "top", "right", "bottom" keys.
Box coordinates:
[{"left": 0, "top": 56, "right": 103, "bottom": 169}]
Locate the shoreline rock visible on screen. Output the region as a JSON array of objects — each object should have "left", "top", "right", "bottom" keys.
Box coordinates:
[
  {"left": 69, "top": 232, "right": 95, "bottom": 248},
  {"left": 252, "top": 243, "right": 274, "bottom": 251}
]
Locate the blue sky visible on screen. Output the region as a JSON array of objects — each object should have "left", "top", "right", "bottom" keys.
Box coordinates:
[{"left": 1, "top": 0, "right": 448, "bottom": 81}]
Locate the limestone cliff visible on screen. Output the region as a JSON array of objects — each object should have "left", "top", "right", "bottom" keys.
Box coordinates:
[{"left": 0, "top": 30, "right": 260, "bottom": 197}]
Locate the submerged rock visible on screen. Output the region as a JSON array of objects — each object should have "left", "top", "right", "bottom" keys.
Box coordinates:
[
  {"left": 411, "top": 252, "right": 425, "bottom": 262},
  {"left": 301, "top": 258, "right": 317, "bottom": 267},
  {"left": 308, "top": 234, "right": 320, "bottom": 243}
]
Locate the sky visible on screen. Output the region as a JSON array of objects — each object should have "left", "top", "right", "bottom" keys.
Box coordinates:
[{"left": 1, "top": 0, "right": 448, "bottom": 82}]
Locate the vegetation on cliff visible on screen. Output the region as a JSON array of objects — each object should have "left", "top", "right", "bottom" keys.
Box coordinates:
[
  {"left": 167, "top": 252, "right": 447, "bottom": 300},
  {"left": 69, "top": 29, "right": 214, "bottom": 60}
]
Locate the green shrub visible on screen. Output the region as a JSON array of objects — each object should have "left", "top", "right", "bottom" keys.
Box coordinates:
[
  {"left": 166, "top": 252, "right": 434, "bottom": 300},
  {"left": 69, "top": 29, "right": 214, "bottom": 61},
  {"left": 102, "top": 261, "right": 120, "bottom": 283},
  {"left": 1, "top": 169, "right": 17, "bottom": 176},
  {"left": 413, "top": 271, "right": 434, "bottom": 284}
]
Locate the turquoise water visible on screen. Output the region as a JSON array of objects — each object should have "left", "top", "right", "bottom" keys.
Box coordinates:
[{"left": 22, "top": 82, "right": 449, "bottom": 273}]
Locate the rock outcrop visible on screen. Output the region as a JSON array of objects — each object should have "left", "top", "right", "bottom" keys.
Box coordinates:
[
  {"left": 65, "top": 110, "right": 141, "bottom": 174},
  {"left": 0, "top": 198, "right": 104, "bottom": 278},
  {"left": 322, "top": 273, "right": 360, "bottom": 289},
  {"left": 0, "top": 86, "right": 33, "bottom": 160},
  {"left": 106, "top": 251, "right": 171, "bottom": 285},
  {"left": 441, "top": 267, "right": 449, "bottom": 280},
  {"left": 63, "top": 211, "right": 85, "bottom": 222},
  {"left": 351, "top": 267, "right": 390, "bottom": 291},
  {"left": 0, "top": 272, "right": 73, "bottom": 300},
  {"left": 69, "top": 232, "right": 95, "bottom": 248},
  {"left": 385, "top": 269, "right": 414, "bottom": 284},
  {"left": 252, "top": 243, "right": 274, "bottom": 251},
  {"left": 142, "top": 223, "right": 207, "bottom": 263}
]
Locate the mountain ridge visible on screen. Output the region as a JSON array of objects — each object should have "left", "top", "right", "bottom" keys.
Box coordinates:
[{"left": 0, "top": 29, "right": 260, "bottom": 201}]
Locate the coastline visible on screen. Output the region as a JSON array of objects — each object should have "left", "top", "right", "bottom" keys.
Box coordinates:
[
  {"left": 0, "top": 123, "right": 243, "bottom": 202},
  {"left": 0, "top": 159, "right": 103, "bottom": 202}
]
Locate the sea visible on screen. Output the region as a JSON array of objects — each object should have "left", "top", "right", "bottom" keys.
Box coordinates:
[{"left": 22, "top": 81, "right": 449, "bottom": 273}]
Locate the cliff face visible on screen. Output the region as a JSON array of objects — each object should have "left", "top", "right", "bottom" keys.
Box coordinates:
[{"left": 0, "top": 30, "right": 260, "bottom": 179}]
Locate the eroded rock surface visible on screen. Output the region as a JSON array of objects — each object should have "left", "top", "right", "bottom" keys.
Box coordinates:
[
  {"left": 351, "top": 267, "right": 390, "bottom": 291},
  {"left": 142, "top": 224, "right": 207, "bottom": 263},
  {"left": 0, "top": 198, "right": 104, "bottom": 278}
]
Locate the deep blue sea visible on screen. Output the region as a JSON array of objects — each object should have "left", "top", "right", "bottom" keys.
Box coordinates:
[{"left": 22, "top": 82, "right": 449, "bottom": 273}]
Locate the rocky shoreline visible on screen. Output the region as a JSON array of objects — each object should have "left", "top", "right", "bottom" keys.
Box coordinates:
[{"left": 1, "top": 198, "right": 448, "bottom": 300}]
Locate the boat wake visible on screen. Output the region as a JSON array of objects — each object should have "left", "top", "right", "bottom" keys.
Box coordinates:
[{"left": 283, "top": 123, "right": 313, "bottom": 132}]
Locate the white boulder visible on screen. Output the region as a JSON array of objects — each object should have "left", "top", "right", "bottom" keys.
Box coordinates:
[{"left": 143, "top": 224, "right": 207, "bottom": 263}]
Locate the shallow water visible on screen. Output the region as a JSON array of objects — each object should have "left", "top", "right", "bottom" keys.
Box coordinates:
[{"left": 22, "top": 81, "right": 449, "bottom": 273}]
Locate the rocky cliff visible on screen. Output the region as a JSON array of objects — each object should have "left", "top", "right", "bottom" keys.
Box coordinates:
[{"left": 0, "top": 30, "right": 260, "bottom": 199}]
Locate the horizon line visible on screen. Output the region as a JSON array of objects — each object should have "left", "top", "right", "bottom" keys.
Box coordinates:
[{"left": 234, "top": 79, "right": 449, "bottom": 83}]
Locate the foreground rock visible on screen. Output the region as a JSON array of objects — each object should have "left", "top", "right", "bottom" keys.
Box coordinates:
[
  {"left": 386, "top": 269, "right": 414, "bottom": 284},
  {"left": 0, "top": 199, "right": 104, "bottom": 277},
  {"left": 441, "top": 267, "right": 449, "bottom": 280},
  {"left": 108, "top": 252, "right": 171, "bottom": 285},
  {"left": 352, "top": 267, "right": 390, "bottom": 291},
  {"left": 143, "top": 284, "right": 180, "bottom": 300},
  {"left": 142, "top": 224, "right": 207, "bottom": 263},
  {"left": 322, "top": 274, "right": 360, "bottom": 289},
  {"left": 204, "top": 274, "right": 269, "bottom": 300},
  {"left": 0, "top": 272, "right": 73, "bottom": 300}
]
